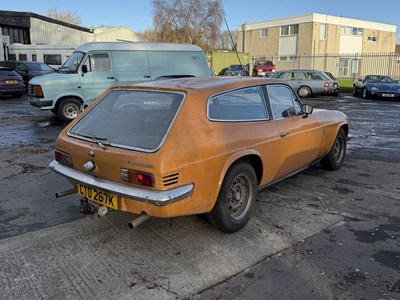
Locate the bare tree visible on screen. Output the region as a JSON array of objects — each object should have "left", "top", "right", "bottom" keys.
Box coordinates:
[
  {"left": 152, "top": 0, "right": 224, "bottom": 49},
  {"left": 46, "top": 7, "right": 82, "bottom": 25},
  {"left": 216, "top": 30, "right": 237, "bottom": 50}
]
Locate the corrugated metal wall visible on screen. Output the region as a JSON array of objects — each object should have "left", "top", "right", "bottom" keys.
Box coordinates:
[{"left": 30, "top": 18, "right": 94, "bottom": 45}]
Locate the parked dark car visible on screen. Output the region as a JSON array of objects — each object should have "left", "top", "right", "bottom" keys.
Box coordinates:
[
  {"left": 222, "top": 64, "right": 249, "bottom": 76},
  {"left": 0, "top": 61, "right": 55, "bottom": 86},
  {"left": 0, "top": 67, "right": 26, "bottom": 97},
  {"left": 269, "top": 70, "right": 339, "bottom": 97},
  {"left": 353, "top": 75, "right": 400, "bottom": 99}
]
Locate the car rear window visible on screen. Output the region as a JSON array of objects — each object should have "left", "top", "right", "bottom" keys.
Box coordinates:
[
  {"left": 0, "top": 69, "right": 19, "bottom": 76},
  {"left": 68, "top": 89, "right": 184, "bottom": 151}
]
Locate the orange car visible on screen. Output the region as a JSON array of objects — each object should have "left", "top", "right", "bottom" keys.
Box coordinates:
[{"left": 50, "top": 77, "right": 349, "bottom": 232}]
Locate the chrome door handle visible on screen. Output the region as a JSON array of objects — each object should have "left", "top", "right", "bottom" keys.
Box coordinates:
[
  {"left": 280, "top": 131, "right": 290, "bottom": 137},
  {"left": 106, "top": 76, "right": 114, "bottom": 80}
]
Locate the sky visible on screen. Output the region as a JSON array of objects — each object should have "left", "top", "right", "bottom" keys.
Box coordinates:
[{"left": 2, "top": 0, "right": 400, "bottom": 42}]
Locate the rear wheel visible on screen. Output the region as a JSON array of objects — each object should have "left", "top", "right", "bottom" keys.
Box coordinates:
[
  {"left": 57, "top": 98, "right": 81, "bottom": 122},
  {"left": 207, "top": 162, "right": 257, "bottom": 233},
  {"left": 320, "top": 128, "right": 347, "bottom": 171},
  {"left": 298, "top": 86, "right": 311, "bottom": 98}
]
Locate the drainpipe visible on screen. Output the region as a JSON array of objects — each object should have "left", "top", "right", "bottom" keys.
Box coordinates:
[{"left": 2, "top": 42, "right": 7, "bottom": 60}]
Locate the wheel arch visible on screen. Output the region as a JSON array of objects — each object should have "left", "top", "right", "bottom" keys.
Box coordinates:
[
  {"left": 218, "top": 151, "right": 263, "bottom": 193},
  {"left": 54, "top": 95, "right": 84, "bottom": 111}
]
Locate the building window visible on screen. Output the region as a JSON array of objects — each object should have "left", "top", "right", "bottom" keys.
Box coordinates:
[
  {"left": 368, "top": 36, "right": 377, "bottom": 42},
  {"left": 8, "top": 54, "right": 16, "bottom": 60},
  {"left": 18, "top": 54, "right": 27, "bottom": 61},
  {"left": 341, "top": 26, "right": 363, "bottom": 36},
  {"left": 280, "top": 25, "right": 299, "bottom": 36},
  {"left": 320, "top": 24, "right": 327, "bottom": 40},
  {"left": 279, "top": 55, "right": 297, "bottom": 61},
  {"left": 32, "top": 54, "right": 37, "bottom": 61},
  {"left": 0, "top": 26, "right": 30, "bottom": 44},
  {"left": 44, "top": 54, "right": 62, "bottom": 65},
  {"left": 260, "top": 28, "right": 268, "bottom": 38}
]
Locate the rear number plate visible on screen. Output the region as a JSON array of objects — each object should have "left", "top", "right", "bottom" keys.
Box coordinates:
[
  {"left": 5, "top": 80, "right": 17, "bottom": 84},
  {"left": 382, "top": 94, "right": 395, "bottom": 97},
  {"left": 77, "top": 183, "right": 118, "bottom": 209}
]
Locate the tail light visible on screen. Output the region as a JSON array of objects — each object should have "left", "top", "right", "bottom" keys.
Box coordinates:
[
  {"left": 121, "top": 169, "right": 154, "bottom": 187},
  {"left": 324, "top": 82, "right": 329, "bottom": 89},
  {"left": 55, "top": 150, "right": 73, "bottom": 167}
]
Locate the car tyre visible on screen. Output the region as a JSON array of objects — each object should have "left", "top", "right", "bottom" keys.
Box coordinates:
[
  {"left": 57, "top": 98, "right": 81, "bottom": 122},
  {"left": 362, "top": 88, "right": 369, "bottom": 99},
  {"left": 298, "top": 86, "right": 311, "bottom": 98},
  {"left": 207, "top": 162, "right": 257, "bottom": 233},
  {"left": 352, "top": 86, "right": 358, "bottom": 96},
  {"left": 320, "top": 128, "right": 347, "bottom": 171}
]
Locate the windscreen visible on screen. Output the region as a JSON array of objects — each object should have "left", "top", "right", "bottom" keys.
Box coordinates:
[
  {"left": 58, "top": 51, "right": 85, "bottom": 73},
  {"left": 69, "top": 89, "right": 184, "bottom": 151}
]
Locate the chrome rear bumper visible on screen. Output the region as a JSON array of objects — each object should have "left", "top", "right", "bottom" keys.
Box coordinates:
[{"left": 49, "top": 160, "right": 193, "bottom": 206}]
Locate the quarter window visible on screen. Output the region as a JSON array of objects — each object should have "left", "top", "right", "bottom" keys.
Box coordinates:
[
  {"left": 267, "top": 85, "right": 302, "bottom": 119},
  {"left": 208, "top": 86, "right": 268, "bottom": 121}
]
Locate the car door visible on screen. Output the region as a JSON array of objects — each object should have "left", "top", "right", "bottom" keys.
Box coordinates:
[
  {"left": 266, "top": 84, "right": 323, "bottom": 178},
  {"left": 79, "top": 51, "right": 116, "bottom": 101}
]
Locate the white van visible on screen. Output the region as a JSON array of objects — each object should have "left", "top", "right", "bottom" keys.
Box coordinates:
[{"left": 28, "top": 42, "right": 212, "bottom": 121}]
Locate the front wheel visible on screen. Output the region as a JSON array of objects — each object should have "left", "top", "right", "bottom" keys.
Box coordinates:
[
  {"left": 207, "top": 162, "right": 257, "bottom": 233},
  {"left": 320, "top": 128, "right": 347, "bottom": 171},
  {"left": 362, "top": 88, "right": 369, "bottom": 99},
  {"left": 57, "top": 98, "right": 82, "bottom": 122},
  {"left": 352, "top": 86, "right": 358, "bottom": 96}
]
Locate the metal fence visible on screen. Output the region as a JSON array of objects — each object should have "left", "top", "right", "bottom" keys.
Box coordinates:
[{"left": 253, "top": 53, "right": 400, "bottom": 80}]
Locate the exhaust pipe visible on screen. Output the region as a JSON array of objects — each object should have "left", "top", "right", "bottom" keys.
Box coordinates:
[
  {"left": 55, "top": 188, "right": 76, "bottom": 198},
  {"left": 128, "top": 213, "right": 151, "bottom": 229}
]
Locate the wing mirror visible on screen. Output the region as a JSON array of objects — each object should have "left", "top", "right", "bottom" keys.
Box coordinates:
[
  {"left": 301, "top": 104, "right": 313, "bottom": 118},
  {"left": 81, "top": 65, "right": 88, "bottom": 74}
]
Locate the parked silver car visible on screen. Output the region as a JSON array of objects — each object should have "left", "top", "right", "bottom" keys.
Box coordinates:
[{"left": 269, "top": 70, "right": 339, "bottom": 97}]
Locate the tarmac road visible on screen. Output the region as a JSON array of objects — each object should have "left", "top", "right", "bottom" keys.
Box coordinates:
[{"left": 0, "top": 93, "right": 399, "bottom": 299}]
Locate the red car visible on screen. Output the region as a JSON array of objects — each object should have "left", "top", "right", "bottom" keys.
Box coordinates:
[
  {"left": 0, "top": 68, "right": 25, "bottom": 97},
  {"left": 252, "top": 59, "right": 276, "bottom": 77}
]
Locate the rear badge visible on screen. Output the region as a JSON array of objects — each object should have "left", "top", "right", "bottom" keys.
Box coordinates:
[{"left": 83, "top": 161, "right": 95, "bottom": 172}]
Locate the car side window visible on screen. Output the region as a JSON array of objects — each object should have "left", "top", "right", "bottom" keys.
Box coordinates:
[
  {"left": 86, "top": 53, "right": 110, "bottom": 72},
  {"left": 267, "top": 85, "right": 302, "bottom": 119},
  {"left": 208, "top": 86, "right": 269, "bottom": 121},
  {"left": 293, "top": 72, "right": 302, "bottom": 80},
  {"left": 310, "top": 72, "right": 324, "bottom": 80}
]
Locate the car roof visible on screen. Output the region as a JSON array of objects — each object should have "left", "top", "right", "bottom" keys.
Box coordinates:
[
  {"left": 276, "top": 69, "right": 323, "bottom": 72},
  {"left": 115, "top": 76, "right": 287, "bottom": 95},
  {"left": 0, "top": 60, "right": 46, "bottom": 65},
  {"left": 76, "top": 42, "right": 204, "bottom": 53}
]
